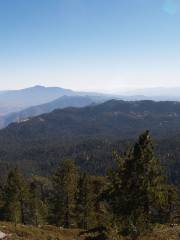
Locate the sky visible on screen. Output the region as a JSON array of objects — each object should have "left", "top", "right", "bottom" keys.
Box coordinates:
[{"left": 0, "top": 0, "right": 180, "bottom": 92}]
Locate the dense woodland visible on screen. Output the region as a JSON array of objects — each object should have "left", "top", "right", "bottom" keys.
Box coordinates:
[
  {"left": 1, "top": 100, "right": 180, "bottom": 186},
  {"left": 0, "top": 131, "right": 179, "bottom": 239}
]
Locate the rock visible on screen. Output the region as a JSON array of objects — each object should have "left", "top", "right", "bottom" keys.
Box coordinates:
[{"left": 0, "top": 231, "right": 7, "bottom": 239}]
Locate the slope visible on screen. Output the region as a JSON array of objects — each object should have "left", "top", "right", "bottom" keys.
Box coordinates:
[
  {"left": 0, "top": 100, "right": 180, "bottom": 177},
  {"left": 0, "top": 95, "right": 96, "bottom": 129}
]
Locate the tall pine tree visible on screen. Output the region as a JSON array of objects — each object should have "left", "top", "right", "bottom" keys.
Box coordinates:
[
  {"left": 106, "top": 131, "right": 176, "bottom": 238},
  {"left": 51, "top": 159, "right": 78, "bottom": 228},
  {"left": 3, "top": 168, "right": 29, "bottom": 225},
  {"left": 29, "top": 180, "right": 48, "bottom": 226},
  {"left": 75, "top": 173, "right": 94, "bottom": 229}
]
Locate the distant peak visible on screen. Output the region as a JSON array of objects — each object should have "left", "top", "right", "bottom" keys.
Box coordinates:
[{"left": 33, "top": 85, "right": 45, "bottom": 89}]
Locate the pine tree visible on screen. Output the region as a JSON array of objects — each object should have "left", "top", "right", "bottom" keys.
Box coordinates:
[
  {"left": 75, "top": 173, "right": 94, "bottom": 229},
  {"left": 0, "top": 178, "right": 4, "bottom": 220},
  {"left": 29, "top": 180, "right": 48, "bottom": 226},
  {"left": 51, "top": 159, "right": 78, "bottom": 228},
  {"left": 3, "top": 168, "right": 29, "bottom": 225},
  {"left": 106, "top": 131, "right": 176, "bottom": 238}
]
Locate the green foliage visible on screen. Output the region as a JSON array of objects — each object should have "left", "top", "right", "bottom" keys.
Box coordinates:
[
  {"left": 0, "top": 131, "right": 178, "bottom": 236},
  {"left": 0, "top": 162, "right": 105, "bottom": 230},
  {"left": 3, "top": 168, "right": 29, "bottom": 225},
  {"left": 75, "top": 173, "right": 95, "bottom": 229},
  {"left": 51, "top": 159, "right": 78, "bottom": 228},
  {"left": 29, "top": 180, "right": 48, "bottom": 226},
  {"left": 106, "top": 131, "right": 177, "bottom": 238}
]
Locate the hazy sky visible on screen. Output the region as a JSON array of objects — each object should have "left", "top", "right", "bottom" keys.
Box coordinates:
[{"left": 0, "top": 0, "right": 180, "bottom": 91}]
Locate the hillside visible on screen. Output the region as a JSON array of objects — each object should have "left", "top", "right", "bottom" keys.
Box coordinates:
[
  {"left": 2, "top": 99, "right": 180, "bottom": 140},
  {"left": 0, "top": 95, "right": 96, "bottom": 129},
  {"left": 0, "top": 100, "right": 180, "bottom": 177}
]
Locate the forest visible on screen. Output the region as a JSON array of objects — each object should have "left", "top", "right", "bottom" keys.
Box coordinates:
[
  {"left": 1, "top": 100, "right": 180, "bottom": 183},
  {"left": 0, "top": 131, "right": 179, "bottom": 240}
]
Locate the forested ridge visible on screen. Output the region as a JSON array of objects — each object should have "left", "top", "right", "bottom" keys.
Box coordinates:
[
  {"left": 0, "top": 100, "right": 180, "bottom": 185},
  {"left": 0, "top": 95, "right": 96, "bottom": 129}
]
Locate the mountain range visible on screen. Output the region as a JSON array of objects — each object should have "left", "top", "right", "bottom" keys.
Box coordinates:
[
  {"left": 0, "top": 85, "right": 78, "bottom": 115},
  {"left": 2, "top": 85, "right": 180, "bottom": 128},
  {"left": 2, "top": 99, "right": 180, "bottom": 140},
  {"left": 0, "top": 95, "right": 97, "bottom": 129},
  {"left": 1, "top": 85, "right": 180, "bottom": 181},
  {"left": 0, "top": 100, "right": 180, "bottom": 177},
  {"left": 0, "top": 85, "right": 111, "bottom": 128},
  {"left": 117, "top": 87, "right": 180, "bottom": 101}
]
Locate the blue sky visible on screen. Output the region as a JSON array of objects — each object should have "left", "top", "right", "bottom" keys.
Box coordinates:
[{"left": 0, "top": 0, "right": 180, "bottom": 91}]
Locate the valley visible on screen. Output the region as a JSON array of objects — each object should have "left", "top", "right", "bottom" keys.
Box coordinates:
[
  {"left": 0, "top": 86, "right": 180, "bottom": 240},
  {"left": 1, "top": 0, "right": 180, "bottom": 238}
]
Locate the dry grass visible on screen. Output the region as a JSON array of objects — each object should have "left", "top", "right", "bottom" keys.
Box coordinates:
[
  {"left": 0, "top": 222, "right": 180, "bottom": 240},
  {"left": 140, "top": 224, "right": 180, "bottom": 240},
  {"left": 0, "top": 222, "right": 84, "bottom": 240}
]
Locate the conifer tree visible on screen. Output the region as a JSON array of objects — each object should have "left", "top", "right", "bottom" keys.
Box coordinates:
[
  {"left": 0, "top": 178, "right": 4, "bottom": 220},
  {"left": 51, "top": 159, "right": 78, "bottom": 228},
  {"left": 106, "top": 131, "right": 176, "bottom": 238},
  {"left": 75, "top": 173, "right": 94, "bottom": 229},
  {"left": 3, "top": 168, "right": 29, "bottom": 225},
  {"left": 29, "top": 181, "right": 48, "bottom": 226}
]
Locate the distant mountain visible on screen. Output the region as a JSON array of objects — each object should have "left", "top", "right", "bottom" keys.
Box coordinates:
[
  {"left": 0, "top": 95, "right": 96, "bottom": 129},
  {"left": 1, "top": 100, "right": 180, "bottom": 175},
  {"left": 3, "top": 85, "right": 180, "bottom": 117},
  {"left": 0, "top": 85, "right": 77, "bottom": 115},
  {"left": 119, "top": 87, "right": 180, "bottom": 101},
  {"left": 0, "top": 85, "right": 115, "bottom": 117}
]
